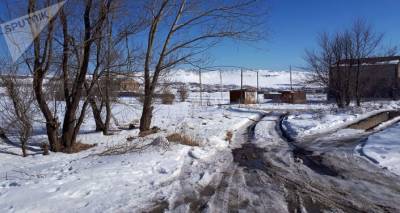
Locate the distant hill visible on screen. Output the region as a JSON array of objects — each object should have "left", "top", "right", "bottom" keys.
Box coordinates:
[{"left": 167, "top": 69, "right": 314, "bottom": 89}]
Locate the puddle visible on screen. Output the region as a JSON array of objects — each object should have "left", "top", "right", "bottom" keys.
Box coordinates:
[
  {"left": 232, "top": 143, "right": 267, "bottom": 171},
  {"left": 232, "top": 120, "right": 268, "bottom": 171},
  {"left": 292, "top": 147, "right": 339, "bottom": 177}
]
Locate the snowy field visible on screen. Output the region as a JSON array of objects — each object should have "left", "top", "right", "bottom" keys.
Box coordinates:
[
  {"left": 2, "top": 68, "right": 400, "bottom": 211},
  {"left": 170, "top": 69, "right": 311, "bottom": 88},
  {"left": 0, "top": 98, "right": 264, "bottom": 212}
]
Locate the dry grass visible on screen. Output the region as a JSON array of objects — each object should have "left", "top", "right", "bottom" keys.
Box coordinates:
[
  {"left": 166, "top": 133, "right": 199, "bottom": 146},
  {"left": 225, "top": 131, "right": 233, "bottom": 143},
  {"left": 98, "top": 141, "right": 147, "bottom": 156},
  {"left": 64, "top": 142, "right": 97, "bottom": 153},
  {"left": 139, "top": 127, "right": 160, "bottom": 137}
]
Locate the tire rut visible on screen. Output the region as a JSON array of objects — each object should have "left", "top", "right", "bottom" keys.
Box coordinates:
[{"left": 175, "top": 113, "right": 400, "bottom": 213}]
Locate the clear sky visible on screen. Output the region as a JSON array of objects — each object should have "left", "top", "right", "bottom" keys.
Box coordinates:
[
  {"left": 0, "top": 0, "right": 399, "bottom": 71},
  {"left": 210, "top": 0, "right": 400, "bottom": 70}
]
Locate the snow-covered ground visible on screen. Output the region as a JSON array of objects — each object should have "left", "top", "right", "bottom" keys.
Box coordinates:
[
  {"left": 282, "top": 101, "right": 400, "bottom": 140},
  {"left": 361, "top": 122, "right": 400, "bottom": 176},
  {"left": 281, "top": 100, "right": 400, "bottom": 177},
  {"left": 170, "top": 69, "right": 311, "bottom": 88},
  {"left": 2, "top": 66, "right": 400, "bottom": 211},
  {"left": 0, "top": 99, "right": 263, "bottom": 212}
]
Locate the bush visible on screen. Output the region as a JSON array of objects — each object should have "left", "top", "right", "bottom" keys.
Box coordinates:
[
  {"left": 225, "top": 131, "right": 233, "bottom": 143},
  {"left": 177, "top": 85, "right": 189, "bottom": 102},
  {"left": 161, "top": 88, "right": 175, "bottom": 104}
]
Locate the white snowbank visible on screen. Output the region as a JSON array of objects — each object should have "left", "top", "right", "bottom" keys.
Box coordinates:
[
  {"left": 362, "top": 122, "right": 400, "bottom": 176},
  {"left": 282, "top": 102, "right": 400, "bottom": 140}
]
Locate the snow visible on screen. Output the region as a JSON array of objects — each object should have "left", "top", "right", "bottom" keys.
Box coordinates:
[
  {"left": 170, "top": 69, "right": 312, "bottom": 88},
  {"left": 282, "top": 102, "right": 400, "bottom": 140},
  {"left": 362, "top": 122, "right": 400, "bottom": 176},
  {"left": 2, "top": 66, "right": 400, "bottom": 211},
  {"left": 279, "top": 100, "right": 400, "bottom": 176},
  {"left": 0, "top": 99, "right": 262, "bottom": 212}
]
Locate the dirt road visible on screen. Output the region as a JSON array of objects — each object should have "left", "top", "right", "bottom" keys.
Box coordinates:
[{"left": 187, "top": 113, "right": 400, "bottom": 213}]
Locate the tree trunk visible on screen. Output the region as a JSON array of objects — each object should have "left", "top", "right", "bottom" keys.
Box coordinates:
[
  {"left": 21, "top": 139, "right": 27, "bottom": 157},
  {"left": 104, "top": 98, "right": 112, "bottom": 135},
  {"left": 61, "top": 106, "right": 77, "bottom": 152},
  {"left": 344, "top": 68, "right": 351, "bottom": 107},
  {"left": 89, "top": 97, "right": 106, "bottom": 132},
  {"left": 355, "top": 62, "right": 361, "bottom": 106},
  {"left": 139, "top": 94, "right": 154, "bottom": 132},
  {"left": 33, "top": 72, "right": 61, "bottom": 152}
]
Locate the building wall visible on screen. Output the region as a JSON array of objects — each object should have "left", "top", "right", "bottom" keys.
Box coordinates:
[
  {"left": 328, "top": 64, "right": 399, "bottom": 100},
  {"left": 229, "top": 90, "right": 256, "bottom": 104}
]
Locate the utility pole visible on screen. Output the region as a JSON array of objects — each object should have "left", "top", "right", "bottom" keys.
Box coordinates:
[
  {"left": 256, "top": 70, "right": 259, "bottom": 104},
  {"left": 199, "top": 69, "right": 202, "bottom": 106},
  {"left": 219, "top": 70, "right": 223, "bottom": 104},
  {"left": 240, "top": 68, "right": 243, "bottom": 105},
  {"left": 290, "top": 65, "right": 293, "bottom": 91}
]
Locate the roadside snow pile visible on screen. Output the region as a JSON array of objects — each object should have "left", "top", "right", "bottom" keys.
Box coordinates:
[
  {"left": 0, "top": 100, "right": 261, "bottom": 212},
  {"left": 283, "top": 112, "right": 357, "bottom": 139},
  {"left": 282, "top": 102, "right": 400, "bottom": 140},
  {"left": 362, "top": 122, "right": 400, "bottom": 176}
]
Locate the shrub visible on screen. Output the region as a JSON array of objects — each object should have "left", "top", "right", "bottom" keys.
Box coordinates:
[
  {"left": 177, "top": 85, "right": 189, "bottom": 102},
  {"left": 225, "top": 131, "right": 233, "bottom": 143},
  {"left": 161, "top": 88, "right": 175, "bottom": 104}
]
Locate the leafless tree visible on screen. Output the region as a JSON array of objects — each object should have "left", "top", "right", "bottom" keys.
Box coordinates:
[
  {"left": 305, "top": 19, "right": 386, "bottom": 108},
  {"left": 304, "top": 32, "right": 347, "bottom": 107},
  {"left": 137, "top": 0, "right": 268, "bottom": 132},
  {"left": 0, "top": 62, "right": 36, "bottom": 157},
  {"left": 351, "top": 19, "right": 383, "bottom": 106},
  {"left": 27, "top": 0, "right": 113, "bottom": 152},
  {"left": 87, "top": 5, "right": 144, "bottom": 135},
  {"left": 177, "top": 84, "right": 189, "bottom": 102}
]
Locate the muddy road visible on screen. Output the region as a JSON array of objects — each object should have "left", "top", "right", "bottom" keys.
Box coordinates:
[{"left": 187, "top": 113, "right": 400, "bottom": 213}]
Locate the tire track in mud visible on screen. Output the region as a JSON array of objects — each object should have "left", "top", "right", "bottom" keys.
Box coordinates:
[
  {"left": 227, "top": 114, "right": 397, "bottom": 212},
  {"left": 166, "top": 113, "right": 400, "bottom": 213}
]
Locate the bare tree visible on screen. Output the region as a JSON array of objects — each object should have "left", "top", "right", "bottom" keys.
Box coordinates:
[
  {"left": 87, "top": 1, "right": 144, "bottom": 135},
  {"left": 137, "top": 0, "right": 267, "bottom": 132},
  {"left": 177, "top": 84, "right": 189, "bottom": 102},
  {"left": 27, "top": 0, "right": 113, "bottom": 152},
  {"left": 0, "top": 62, "right": 36, "bottom": 157},
  {"left": 351, "top": 19, "right": 383, "bottom": 106},
  {"left": 305, "top": 19, "right": 385, "bottom": 108},
  {"left": 304, "top": 32, "right": 346, "bottom": 107}
]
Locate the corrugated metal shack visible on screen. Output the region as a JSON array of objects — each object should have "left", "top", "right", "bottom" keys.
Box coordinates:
[
  {"left": 280, "top": 91, "right": 307, "bottom": 104},
  {"left": 264, "top": 92, "right": 282, "bottom": 101},
  {"left": 230, "top": 89, "right": 257, "bottom": 104}
]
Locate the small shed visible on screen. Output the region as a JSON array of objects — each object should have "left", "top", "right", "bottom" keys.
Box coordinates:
[
  {"left": 264, "top": 92, "right": 282, "bottom": 101},
  {"left": 280, "top": 90, "right": 306, "bottom": 104},
  {"left": 230, "top": 89, "right": 257, "bottom": 104}
]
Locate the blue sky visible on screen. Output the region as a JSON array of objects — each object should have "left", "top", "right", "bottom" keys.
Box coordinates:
[
  {"left": 0, "top": 0, "right": 399, "bottom": 71},
  {"left": 211, "top": 0, "right": 400, "bottom": 70}
]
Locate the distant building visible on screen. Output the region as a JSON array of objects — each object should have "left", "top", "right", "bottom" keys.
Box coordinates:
[
  {"left": 263, "top": 90, "right": 307, "bottom": 104},
  {"left": 230, "top": 89, "right": 257, "bottom": 104},
  {"left": 280, "top": 90, "right": 307, "bottom": 104},
  {"left": 328, "top": 56, "right": 400, "bottom": 100},
  {"left": 119, "top": 78, "right": 140, "bottom": 92}
]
